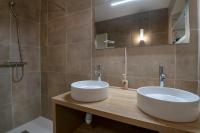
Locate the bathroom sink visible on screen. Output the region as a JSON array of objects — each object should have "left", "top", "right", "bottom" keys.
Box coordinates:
[
  {"left": 137, "top": 86, "right": 200, "bottom": 122},
  {"left": 71, "top": 80, "right": 109, "bottom": 102}
]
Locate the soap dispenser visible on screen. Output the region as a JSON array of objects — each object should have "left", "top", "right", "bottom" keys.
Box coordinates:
[{"left": 122, "top": 74, "right": 128, "bottom": 90}]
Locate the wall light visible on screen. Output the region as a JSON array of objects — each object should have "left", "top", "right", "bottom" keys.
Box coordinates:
[
  {"left": 139, "top": 29, "right": 144, "bottom": 42},
  {"left": 111, "top": 0, "right": 136, "bottom": 6}
]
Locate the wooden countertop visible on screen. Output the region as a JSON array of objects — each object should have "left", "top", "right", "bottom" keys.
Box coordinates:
[{"left": 52, "top": 87, "right": 200, "bottom": 133}]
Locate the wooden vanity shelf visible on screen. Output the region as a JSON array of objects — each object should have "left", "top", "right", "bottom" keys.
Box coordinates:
[
  {"left": 52, "top": 87, "right": 200, "bottom": 133},
  {"left": 53, "top": 104, "right": 157, "bottom": 133}
]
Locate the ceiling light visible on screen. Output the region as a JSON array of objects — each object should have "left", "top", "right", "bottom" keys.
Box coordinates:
[{"left": 111, "top": 0, "right": 135, "bottom": 6}]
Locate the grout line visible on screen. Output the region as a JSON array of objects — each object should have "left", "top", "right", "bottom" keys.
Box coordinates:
[{"left": 9, "top": 10, "right": 15, "bottom": 129}]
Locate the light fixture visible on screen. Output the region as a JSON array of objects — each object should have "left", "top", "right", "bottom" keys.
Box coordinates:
[
  {"left": 139, "top": 29, "right": 144, "bottom": 42},
  {"left": 111, "top": 0, "right": 135, "bottom": 6}
]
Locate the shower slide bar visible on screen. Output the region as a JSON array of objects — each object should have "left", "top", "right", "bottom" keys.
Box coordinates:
[{"left": 0, "top": 62, "right": 27, "bottom": 67}]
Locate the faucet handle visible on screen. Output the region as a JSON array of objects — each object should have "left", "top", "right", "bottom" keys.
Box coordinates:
[{"left": 160, "top": 73, "right": 167, "bottom": 79}]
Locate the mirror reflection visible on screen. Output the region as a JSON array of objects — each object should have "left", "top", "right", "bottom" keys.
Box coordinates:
[{"left": 94, "top": 0, "right": 190, "bottom": 49}]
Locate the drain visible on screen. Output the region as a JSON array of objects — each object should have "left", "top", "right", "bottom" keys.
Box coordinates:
[{"left": 21, "top": 130, "right": 30, "bottom": 133}]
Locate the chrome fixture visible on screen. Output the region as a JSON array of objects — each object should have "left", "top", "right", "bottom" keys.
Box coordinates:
[
  {"left": 7, "top": 0, "right": 26, "bottom": 82},
  {"left": 95, "top": 64, "right": 102, "bottom": 81},
  {"left": 159, "top": 65, "right": 167, "bottom": 87}
]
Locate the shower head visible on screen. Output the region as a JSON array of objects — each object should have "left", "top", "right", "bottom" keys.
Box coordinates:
[
  {"left": 9, "top": 0, "right": 17, "bottom": 18},
  {"left": 9, "top": 0, "right": 16, "bottom": 7}
]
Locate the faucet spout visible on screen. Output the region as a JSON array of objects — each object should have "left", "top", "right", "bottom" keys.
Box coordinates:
[{"left": 159, "top": 66, "right": 167, "bottom": 87}]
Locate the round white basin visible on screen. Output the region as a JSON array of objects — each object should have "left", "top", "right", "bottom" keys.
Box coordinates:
[
  {"left": 137, "top": 86, "right": 200, "bottom": 122},
  {"left": 71, "top": 80, "right": 109, "bottom": 102}
]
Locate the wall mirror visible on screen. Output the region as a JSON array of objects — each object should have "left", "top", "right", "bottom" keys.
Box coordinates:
[{"left": 94, "top": 0, "right": 190, "bottom": 49}]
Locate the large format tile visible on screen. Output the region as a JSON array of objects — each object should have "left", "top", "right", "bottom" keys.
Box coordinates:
[
  {"left": 68, "top": 24, "right": 91, "bottom": 44},
  {"left": 0, "top": 19, "right": 10, "bottom": 46},
  {"left": 189, "top": 0, "right": 198, "bottom": 30},
  {"left": 175, "top": 44, "right": 198, "bottom": 81},
  {"left": 66, "top": 9, "right": 92, "bottom": 29},
  {"left": 42, "top": 45, "right": 67, "bottom": 72},
  {"left": 0, "top": 72, "right": 11, "bottom": 106},
  {"left": 45, "top": 72, "right": 66, "bottom": 98},
  {"left": 0, "top": 0, "right": 10, "bottom": 19},
  {"left": 40, "top": 24, "right": 48, "bottom": 47},
  {"left": 94, "top": 48, "right": 124, "bottom": 76},
  {"left": 0, "top": 45, "right": 9, "bottom": 62},
  {"left": 13, "top": 95, "right": 41, "bottom": 127},
  {"left": 127, "top": 45, "right": 175, "bottom": 79},
  {"left": 67, "top": 43, "right": 91, "bottom": 75},
  {"left": 48, "top": 16, "right": 67, "bottom": 46},
  {"left": 15, "top": 0, "right": 41, "bottom": 23},
  {"left": 175, "top": 80, "right": 198, "bottom": 94},
  {"left": 12, "top": 72, "right": 41, "bottom": 103},
  {"left": 48, "top": 0, "right": 67, "bottom": 21},
  {"left": 11, "top": 19, "right": 40, "bottom": 48},
  {"left": 67, "top": 0, "right": 91, "bottom": 13},
  {"left": 0, "top": 104, "right": 13, "bottom": 133}
]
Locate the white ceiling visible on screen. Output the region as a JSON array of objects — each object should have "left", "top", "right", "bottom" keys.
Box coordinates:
[{"left": 95, "top": 0, "right": 171, "bottom": 22}]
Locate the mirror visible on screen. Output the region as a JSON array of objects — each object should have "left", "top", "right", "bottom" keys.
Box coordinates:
[{"left": 94, "top": 0, "right": 190, "bottom": 49}]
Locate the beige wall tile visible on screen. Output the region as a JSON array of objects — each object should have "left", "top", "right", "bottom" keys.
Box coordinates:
[
  {"left": 189, "top": 0, "right": 198, "bottom": 30},
  {"left": 15, "top": 0, "right": 41, "bottom": 23},
  {"left": 0, "top": 45, "right": 9, "bottom": 62},
  {"left": 175, "top": 44, "right": 198, "bottom": 81},
  {"left": 101, "top": 75, "right": 122, "bottom": 87},
  {"left": 22, "top": 47, "right": 40, "bottom": 72},
  {"left": 48, "top": 0, "right": 67, "bottom": 21},
  {"left": 0, "top": 0, "right": 10, "bottom": 19},
  {"left": 0, "top": 19, "right": 10, "bottom": 46},
  {"left": 67, "top": 0, "right": 91, "bottom": 13},
  {"left": 42, "top": 45, "right": 67, "bottom": 72},
  {"left": 127, "top": 45, "right": 175, "bottom": 79},
  {"left": 45, "top": 72, "right": 66, "bottom": 98},
  {"left": 175, "top": 80, "right": 198, "bottom": 94},
  {"left": 13, "top": 95, "right": 41, "bottom": 127},
  {"left": 68, "top": 24, "right": 92, "bottom": 44},
  {"left": 12, "top": 72, "right": 41, "bottom": 103},
  {"left": 11, "top": 19, "right": 40, "bottom": 48},
  {"left": 40, "top": 24, "right": 48, "bottom": 47},
  {"left": 128, "top": 76, "right": 174, "bottom": 89},
  {"left": 48, "top": 16, "right": 67, "bottom": 46},
  {"left": 0, "top": 72, "right": 11, "bottom": 106},
  {"left": 0, "top": 104, "right": 13, "bottom": 133},
  {"left": 149, "top": 8, "right": 168, "bottom": 33},
  {"left": 67, "top": 42, "right": 91, "bottom": 75},
  {"left": 94, "top": 48, "right": 124, "bottom": 76},
  {"left": 67, "top": 9, "right": 92, "bottom": 29}
]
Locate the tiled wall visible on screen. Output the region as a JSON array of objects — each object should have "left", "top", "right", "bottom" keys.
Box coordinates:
[
  {"left": 40, "top": 0, "right": 93, "bottom": 119},
  {"left": 95, "top": 8, "right": 169, "bottom": 47},
  {"left": 198, "top": 0, "right": 200, "bottom": 96},
  {"left": 93, "top": 0, "right": 199, "bottom": 94},
  {"left": 0, "top": 0, "right": 41, "bottom": 132}
]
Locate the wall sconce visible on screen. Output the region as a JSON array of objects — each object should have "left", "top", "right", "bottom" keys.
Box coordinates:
[{"left": 139, "top": 29, "right": 144, "bottom": 43}]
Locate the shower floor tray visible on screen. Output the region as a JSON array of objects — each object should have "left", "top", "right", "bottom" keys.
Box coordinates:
[{"left": 7, "top": 117, "right": 53, "bottom": 133}]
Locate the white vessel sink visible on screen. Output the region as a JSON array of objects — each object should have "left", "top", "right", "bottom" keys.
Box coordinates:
[
  {"left": 71, "top": 80, "right": 109, "bottom": 102},
  {"left": 137, "top": 86, "right": 200, "bottom": 122}
]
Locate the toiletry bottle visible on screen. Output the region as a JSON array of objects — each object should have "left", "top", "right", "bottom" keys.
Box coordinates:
[{"left": 122, "top": 74, "right": 128, "bottom": 90}]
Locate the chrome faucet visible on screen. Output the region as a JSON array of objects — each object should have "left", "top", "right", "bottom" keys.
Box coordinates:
[
  {"left": 159, "top": 66, "right": 167, "bottom": 87},
  {"left": 95, "top": 64, "right": 102, "bottom": 81}
]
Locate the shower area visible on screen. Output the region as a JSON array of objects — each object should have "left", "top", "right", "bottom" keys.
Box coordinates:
[{"left": 0, "top": 0, "right": 42, "bottom": 132}]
